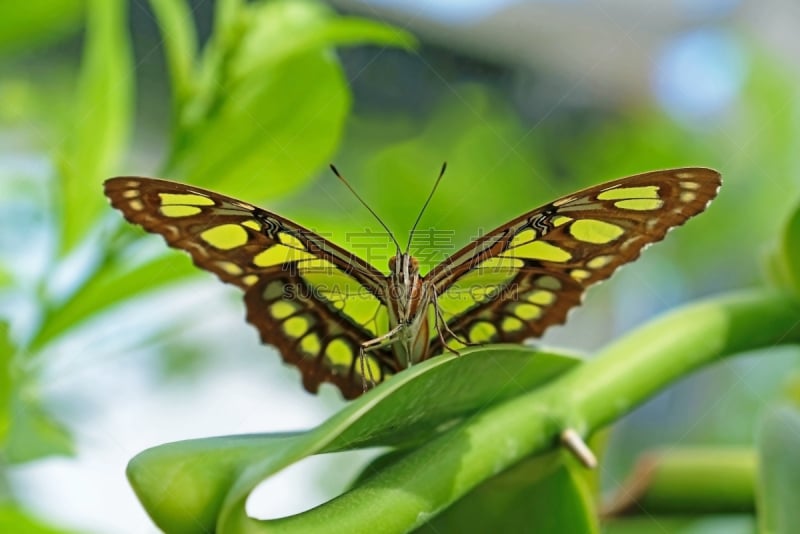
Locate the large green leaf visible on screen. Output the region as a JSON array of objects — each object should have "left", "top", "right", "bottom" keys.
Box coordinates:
[
  {"left": 57, "top": 0, "right": 132, "bottom": 253},
  {"left": 169, "top": 0, "right": 415, "bottom": 199},
  {"left": 127, "top": 346, "right": 581, "bottom": 533},
  {"left": 181, "top": 49, "right": 351, "bottom": 197}
]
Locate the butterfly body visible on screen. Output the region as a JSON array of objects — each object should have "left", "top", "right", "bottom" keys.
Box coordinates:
[
  {"left": 382, "top": 253, "right": 433, "bottom": 368},
  {"left": 105, "top": 167, "right": 720, "bottom": 399}
]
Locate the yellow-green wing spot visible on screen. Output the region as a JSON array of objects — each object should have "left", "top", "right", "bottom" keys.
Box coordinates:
[
  {"left": 569, "top": 220, "right": 624, "bottom": 245},
  {"left": 596, "top": 185, "right": 659, "bottom": 200},
  {"left": 500, "top": 229, "right": 573, "bottom": 262},
  {"left": 596, "top": 185, "right": 664, "bottom": 211},
  {"left": 158, "top": 192, "right": 216, "bottom": 206},
  {"left": 200, "top": 224, "right": 250, "bottom": 250}
]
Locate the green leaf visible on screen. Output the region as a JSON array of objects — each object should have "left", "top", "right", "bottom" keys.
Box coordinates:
[
  {"left": 5, "top": 390, "right": 73, "bottom": 463},
  {"left": 0, "top": 0, "right": 85, "bottom": 54},
  {"left": 127, "top": 346, "right": 581, "bottom": 532},
  {"left": 57, "top": 0, "right": 132, "bottom": 253},
  {"left": 0, "top": 504, "right": 77, "bottom": 534},
  {"left": 170, "top": 0, "right": 415, "bottom": 199},
  {"left": 181, "top": 49, "right": 350, "bottom": 198},
  {"left": 756, "top": 405, "right": 800, "bottom": 533},
  {"left": 416, "top": 454, "right": 598, "bottom": 534},
  {"left": 229, "top": 4, "right": 415, "bottom": 81}
]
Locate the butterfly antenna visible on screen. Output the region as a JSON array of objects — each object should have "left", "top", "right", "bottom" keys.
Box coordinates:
[
  {"left": 406, "top": 162, "right": 447, "bottom": 254},
  {"left": 330, "top": 164, "right": 401, "bottom": 252}
]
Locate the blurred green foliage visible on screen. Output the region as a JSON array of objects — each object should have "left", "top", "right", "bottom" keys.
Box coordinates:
[
  {"left": 768, "top": 200, "right": 800, "bottom": 298},
  {"left": 0, "top": 1, "right": 85, "bottom": 55},
  {"left": 0, "top": 0, "right": 799, "bottom": 532},
  {"left": 0, "top": 504, "right": 76, "bottom": 534},
  {"left": 57, "top": 0, "right": 132, "bottom": 253}
]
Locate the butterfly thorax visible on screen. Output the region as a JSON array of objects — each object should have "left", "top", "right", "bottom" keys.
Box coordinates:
[{"left": 386, "top": 253, "right": 431, "bottom": 367}]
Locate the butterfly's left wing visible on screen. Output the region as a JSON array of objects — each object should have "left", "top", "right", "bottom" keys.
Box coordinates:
[
  {"left": 426, "top": 168, "right": 721, "bottom": 353},
  {"left": 104, "top": 177, "right": 398, "bottom": 399}
]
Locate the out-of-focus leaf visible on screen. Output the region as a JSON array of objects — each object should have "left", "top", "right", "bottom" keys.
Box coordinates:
[
  {"left": 5, "top": 391, "right": 73, "bottom": 463},
  {"left": 756, "top": 405, "right": 800, "bottom": 534},
  {"left": 152, "top": 331, "right": 211, "bottom": 381},
  {"left": 29, "top": 251, "right": 198, "bottom": 352},
  {"left": 770, "top": 204, "right": 800, "bottom": 298},
  {"left": 0, "top": 265, "right": 12, "bottom": 288},
  {"left": 171, "top": 0, "right": 415, "bottom": 200},
  {"left": 414, "top": 454, "right": 598, "bottom": 533},
  {"left": 179, "top": 0, "right": 244, "bottom": 133},
  {"left": 0, "top": 1, "right": 85, "bottom": 54},
  {"left": 182, "top": 50, "right": 349, "bottom": 199},
  {"left": 57, "top": 0, "right": 132, "bottom": 253},
  {"left": 148, "top": 0, "right": 198, "bottom": 114},
  {"left": 0, "top": 323, "right": 14, "bottom": 444},
  {"left": 0, "top": 504, "right": 77, "bottom": 534},
  {"left": 230, "top": 3, "right": 415, "bottom": 80},
  {"left": 127, "top": 347, "right": 580, "bottom": 532}
]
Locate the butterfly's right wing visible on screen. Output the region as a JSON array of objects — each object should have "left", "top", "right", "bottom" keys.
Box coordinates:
[
  {"left": 105, "top": 177, "right": 398, "bottom": 398},
  {"left": 426, "top": 168, "right": 721, "bottom": 354}
]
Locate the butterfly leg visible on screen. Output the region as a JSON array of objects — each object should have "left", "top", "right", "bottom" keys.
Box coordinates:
[
  {"left": 431, "top": 288, "right": 476, "bottom": 355},
  {"left": 358, "top": 323, "right": 404, "bottom": 392}
]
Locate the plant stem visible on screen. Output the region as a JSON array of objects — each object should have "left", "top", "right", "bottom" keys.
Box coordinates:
[
  {"left": 602, "top": 447, "right": 755, "bottom": 516},
  {"left": 562, "top": 290, "right": 800, "bottom": 431}
]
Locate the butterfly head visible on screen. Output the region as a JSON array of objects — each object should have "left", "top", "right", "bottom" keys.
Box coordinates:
[{"left": 389, "top": 252, "right": 420, "bottom": 282}]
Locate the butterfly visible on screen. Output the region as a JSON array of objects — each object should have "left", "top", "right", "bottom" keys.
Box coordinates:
[{"left": 104, "top": 166, "right": 720, "bottom": 399}]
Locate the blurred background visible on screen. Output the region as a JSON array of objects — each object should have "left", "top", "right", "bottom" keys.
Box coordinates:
[{"left": 0, "top": 0, "right": 798, "bottom": 532}]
